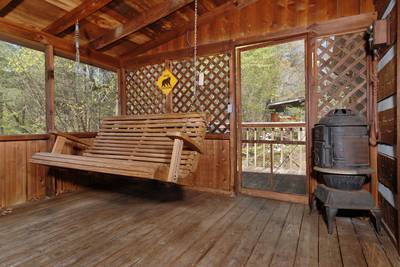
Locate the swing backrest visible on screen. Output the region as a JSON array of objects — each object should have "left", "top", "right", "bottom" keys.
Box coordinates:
[{"left": 83, "top": 112, "right": 208, "bottom": 179}]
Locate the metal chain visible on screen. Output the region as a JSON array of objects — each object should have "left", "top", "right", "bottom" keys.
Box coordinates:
[
  {"left": 74, "top": 20, "right": 80, "bottom": 70},
  {"left": 74, "top": 20, "right": 81, "bottom": 89},
  {"left": 192, "top": 0, "right": 199, "bottom": 111}
]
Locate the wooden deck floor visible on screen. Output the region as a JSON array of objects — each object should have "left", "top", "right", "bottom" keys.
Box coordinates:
[{"left": 0, "top": 187, "right": 399, "bottom": 267}]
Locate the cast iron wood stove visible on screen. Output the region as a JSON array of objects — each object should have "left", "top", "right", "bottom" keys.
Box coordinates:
[{"left": 312, "top": 109, "right": 381, "bottom": 234}]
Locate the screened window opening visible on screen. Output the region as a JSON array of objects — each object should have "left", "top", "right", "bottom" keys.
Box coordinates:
[
  {"left": 0, "top": 40, "right": 46, "bottom": 135},
  {"left": 55, "top": 57, "right": 117, "bottom": 132}
]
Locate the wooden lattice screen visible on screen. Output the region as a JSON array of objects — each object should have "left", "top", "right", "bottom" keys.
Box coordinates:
[
  {"left": 126, "top": 63, "right": 166, "bottom": 114},
  {"left": 125, "top": 53, "right": 231, "bottom": 134},
  {"left": 314, "top": 32, "right": 369, "bottom": 119}
]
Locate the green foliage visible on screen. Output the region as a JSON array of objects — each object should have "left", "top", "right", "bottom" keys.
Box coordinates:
[
  {"left": 0, "top": 40, "right": 117, "bottom": 135},
  {"left": 241, "top": 40, "right": 305, "bottom": 122},
  {"left": 55, "top": 57, "right": 117, "bottom": 132},
  {"left": 0, "top": 42, "right": 46, "bottom": 134}
]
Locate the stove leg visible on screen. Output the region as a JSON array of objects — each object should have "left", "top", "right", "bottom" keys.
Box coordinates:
[
  {"left": 311, "top": 194, "right": 317, "bottom": 214},
  {"left": 326, "top": 206, "right": 338, "bottom": 234}
]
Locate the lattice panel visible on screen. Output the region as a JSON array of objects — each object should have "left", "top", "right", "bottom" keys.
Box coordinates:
[
  {"left": 171, "top": 54, "right": 231, "bottom": 134},
  {"left": 125, "top": 63, "right": 166, "bottom": 115},
  {"left": 315, "top": 32, "right": 369, "bottom": 119},
  {"left": 125, "top": 53, "right": 231, "bottom": 134}
]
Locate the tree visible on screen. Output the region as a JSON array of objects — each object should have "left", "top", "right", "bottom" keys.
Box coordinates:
[
  {"left": 0, "top": 40, "right": 117, "bottom": 135},
  {"left": 240, "top": 40, "right": 305, "bottom": 122}
]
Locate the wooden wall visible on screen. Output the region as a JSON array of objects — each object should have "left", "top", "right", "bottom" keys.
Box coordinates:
[
  {"left": 186, "top": 139, "right": 231, "bottom": 192},
  {"left": 0, "top": 137, "right": 97, "bottom": 208},
  {"left": 145, "top": 0, "right": 375, "bottom": 55},
  {"left": 0, "top": 136, "right": 233, "bottom": 208},
  {"left": 374, "top": 0, "right": 399, "bottom": 249},
  {"left": 0, "top": 138, "right": 48, "bottom": 207}
]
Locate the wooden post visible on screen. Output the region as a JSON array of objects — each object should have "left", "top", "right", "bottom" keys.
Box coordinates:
[
  {"left": 289, "top": 128, "right": 293, "bottom": 170},
  {"left": 246, "top": 129, "right": 249, "bottom": 168},
  {"left": 270, "top": 129, "right": 274, "bottom": 174},
  {"left": 45, "top": 44, "right": 56, "bottom": 197},
  {"left": 396, "top": 0, "right": 400, "bottom": 254},
  {"left": 254, "top": 128, "right": 257, "bottom": 168},
  {"left": 45, "top": 45, "right": 55, "bottom": 132},
  {"left": 165, "top": 60, "right": 173, "bottom": 113},
  {"left": 118, "top": 68, "right": 127, "bottom": 115},
  {"left": 229, "top": 48, "right": 237, "bottom": 194},
  {"left": 280, "top": 128, "right": 284, "bottom": 167},
  {"left": 262, "top": 128, "right": 266, "bottom": 168}
]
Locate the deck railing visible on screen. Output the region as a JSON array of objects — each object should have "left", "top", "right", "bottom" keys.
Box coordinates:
[{"left": 241, "top": 122, "right": 306, "bottom": 175}]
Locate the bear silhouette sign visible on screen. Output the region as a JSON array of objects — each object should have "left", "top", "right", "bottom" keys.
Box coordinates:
[{"left": 156, "top": 69, "right": 178, "bottom": 96}]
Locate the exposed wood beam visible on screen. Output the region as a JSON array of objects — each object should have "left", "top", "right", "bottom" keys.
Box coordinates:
[
  {"left": 91, "top": 0, "right": 194, "bottom": 50},
  {"left": 0, "top": 0, "right": 22, "bottom": 17},
  {"left": 43, "top": 0, "right": 113, "bottom": 35},
  {"left": 122, "top": 40, "right": 233, "bottom": 69},
  {"left": 0, "top": 18, "right": 119, "bottom": 70},
  {"left": 235, "top": 0, "right": 260, "bottom": 9},
  {"left": 122, "top": 0, "right": 238, "bottom": 58},
  {"left": 0, "top": 0, "right": 12, "bottom": 10}
]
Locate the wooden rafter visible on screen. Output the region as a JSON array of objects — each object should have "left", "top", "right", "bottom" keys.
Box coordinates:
[
  {"left": 123, "top": 1, "right": 236, "bottom": 58},
  {"left": 121, "top": 0, "right": 250, "bottom": 58},
  {"left": 91, "top": 0, "right": 194, "bottom": 50},
  {"left": 43, "top": 0, "right": 113, "bottom": 35},
  {"left": 0, "top": 18, "right": 119, "bottom": 70},
  {"left": 0, "top": 0, "right": 12, "bottom": 10},
  {"left": 0, "top": 0, "right": 22, "bottom": 17}
]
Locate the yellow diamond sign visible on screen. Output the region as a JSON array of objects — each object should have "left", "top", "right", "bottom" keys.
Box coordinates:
[{"left": 156, "top": 69, "right": 178, "bottom": 96}]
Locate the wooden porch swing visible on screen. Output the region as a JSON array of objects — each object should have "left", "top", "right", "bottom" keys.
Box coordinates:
[
  {"left": 31, "top": 1, "right": 207, "bottom": 184},
  {"left": 31, "top": 112, "right": 207, "bottom": 183}
]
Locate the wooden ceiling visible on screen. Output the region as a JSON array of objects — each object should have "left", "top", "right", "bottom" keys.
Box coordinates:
[
  {"left": 0, "top": 0, "right": 375, "bottom": 70},
  {"left": 0, "top": 0, "right": 232, "bottom": 60}
]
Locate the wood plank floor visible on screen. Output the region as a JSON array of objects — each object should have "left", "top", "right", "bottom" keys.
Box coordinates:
[{"left": 0, "top": 187, "right": 399, "bottom": 267}]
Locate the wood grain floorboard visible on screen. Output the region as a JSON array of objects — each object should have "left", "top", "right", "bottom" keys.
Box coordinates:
[
  {"left": 195, "top": 197, "right": 266, "bottom": 267},
  {"left": 375, "top": 225, "right": 400, "bottom": 267},
  {"left": 133, "top": 197, "right": 241, "bottom": 267},
  {"left": 0, "top": 189, "right": 398, "bottom": 267},
  {"left": 245, "top": 201, "right": 292, "bottom": 266},
  {"left": 170, "top": 197, "right": 254, "bottom": 267},
  {"left": 352, "top": 218, "right": 392, "bottom": 267},
  {"left": 269, "top": 203, "right": 305, "bottom": 267},
  {"left": 294, "top": 207, "right": 319, "bottom": 267},
  {"left": 23, "top": 192, "right": 206, "bottom": 266},
  {"left": 90, "top": 194, "right": 225, "bottom": 266},
  {"left": 318, "top": 213, "right": 343, "bottom": 267},
  {"left": 336, "top": 217, "right": 367, "bottom": 267}
]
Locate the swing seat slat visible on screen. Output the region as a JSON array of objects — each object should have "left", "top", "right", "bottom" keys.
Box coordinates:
[{"left": 31, "top": 112, "right": 207, "bottom": 183}]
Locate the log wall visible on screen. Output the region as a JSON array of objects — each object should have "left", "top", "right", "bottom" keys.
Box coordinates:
[{"left": 374, "top": 0, "right": 399, "bottom": 249}]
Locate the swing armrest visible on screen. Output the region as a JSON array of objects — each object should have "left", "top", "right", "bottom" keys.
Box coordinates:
[
  {"left": 49, "top": 131, "right": 92, "bottom": 148},
  {"left": 166, "top": 132, "right": 203, "bottom": 153}
]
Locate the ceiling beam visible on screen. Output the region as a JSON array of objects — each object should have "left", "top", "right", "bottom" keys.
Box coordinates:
[
  {"left": 0, "top": 0, "right": 12, "bottom": 10},
  {"left": 0, "top": 18, "right": 119, "bottom": 70},
  {"left": 123, "top": 40, "right": 233, "bottom": 69},
  {"left": 91, "top": 0, "right": 194, "bottom": 50},
  {"left": 43, "top": 0, "right": 113, "bottom": 35},
  {"left": 121, "top": 0, "right": 238, "bottom": 59},
  {"left": 0, "top": 0, "right": 22, "bottom": 17}
]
